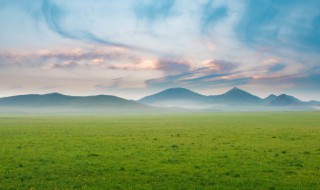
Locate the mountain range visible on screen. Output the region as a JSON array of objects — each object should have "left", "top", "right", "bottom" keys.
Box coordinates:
[
  {"left": 0, "top": 93, "right": 150, "bottom": 113},
  {"left": 0, "top": 87, "right": 319, "bottom": 113},
  {"left": 139, "top": 87, "right": 319, "bottom": 111}
]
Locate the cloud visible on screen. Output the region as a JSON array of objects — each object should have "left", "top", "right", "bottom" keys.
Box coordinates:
[
  {"left": 294, "top": 74, "right": 320, "bottom": 90},
  {"left": 1, "top": 0, "right": 159, "bottom": 53},
  {"left": 146, "top": 71, "right": 250, "bottom": 89},
  {"left": 134, "top": 0, "right": 176, "bottom": 23},
  {"left": 200, "top": 0, "right": 228, "bottom": 34},
  {"left": 41, "top": 0, "right": 75, "bottom": 39},
  {"left": 0, "top": 47, "right": 192, "bottom": 73},
  {"left": 1, "top": 0, "right": 133, "bottom": 49},
  {"left": 39, "top": 47, "right": 128, "bottom": 63},
  {"left": 288, "top": 66, "right": 320, "bottom": 89},
  {"left": 6, "top": 85, "right": 24, "bottom": 90},
  {"left": 247, "top": 65, "right": 320, "bottom": 94},
  {"left": 0, "top": 0, "right": 42, "bottom": 20},
  {"left": 0, "top": 47, "right": 141, "bottom": 70},
  {"left": 103, "top": 59, "right": 156, "bottom": 71},
  {"left": 267, "top": 63, "right": 286, "bottom": 73},
  {"left": 248, "top": 58, "right": 288, "bottom": 75},
  {"left": 99, "top": 58, "right": 191, "bottom": 74},
  {"left": 0, "top": 50, "right": 34, "bottom": 67},
  {"left": 41, "top": 0, "right": 138, "bottom": 50},
  {"left": 203, "top": 60, "right": 239, "bottom": 73},
  {"left": 235, "top": 0, "right": 320, "bottom": 51},
  {"left": 95, "top": 78, "right": 126, "bottom": 90},
  {"left": 146, "top": 59, "right": 246, "bottom": 89},
  {"left": 95, "top": 77, "right": 147, "bottom": 90},
  {"left": 156, "top": 58, "right": 190, "bottom": 74},
  {"left": 47, "top": 61, "right": 79, "bottom": 70}
]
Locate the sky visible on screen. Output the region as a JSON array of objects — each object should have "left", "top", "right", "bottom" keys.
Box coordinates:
[{"left": 0, "top": 0, "right": 319, "bottom": 100}]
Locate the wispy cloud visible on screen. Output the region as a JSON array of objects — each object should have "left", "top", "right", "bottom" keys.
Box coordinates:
[
  {"left": 235, "top": 0, "right": 320, "bottom": 51},
  {"left": 203, "top": 60, "right": 239, "bottom": 73},
  {"left": 156, "top": 58, "right": 190, "bottom": 74},
  {"left": 267, "top": 63, "right": 286, "bottom": 73},
  {"left": 134, "top": 0, "right": 176, "bottom": 23},
  {"left": 0, "top": 47, "right": 140, "bottom": 69},
  {"left": 146, "top": 71, "right": 250, "bottom": 89},
  {"left": 200, "top": 0, "right": 228, "bottom": 34},
  {"left": 41, "top": 0, "right": 139, "bottom": 50},
  {"left": 95, "top": 77, "right": 147, "bottom": 90},
  {"left": 95, "top": 78, "right": 128, "bottom": 90},
  {"left": 146, "top": 59, "right": 245, "bottom": 89},
  {"left": 0, "top": 48, "right": 195, "bottom": 75}
]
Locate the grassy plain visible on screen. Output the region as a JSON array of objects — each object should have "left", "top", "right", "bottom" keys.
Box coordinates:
[{"left": 0, "top": 112, "right": 320, "bottom": 189}]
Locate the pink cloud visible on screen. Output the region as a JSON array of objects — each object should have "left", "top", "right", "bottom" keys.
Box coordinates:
[
  {"left": 202, "top": 60, "right": 239, "bottom": 73},
  {"left": 155, "top": 58, "right": 191, "bottom": 74}
]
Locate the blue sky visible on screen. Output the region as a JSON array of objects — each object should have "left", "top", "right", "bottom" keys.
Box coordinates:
[{"left": 0, "top": 0, "right": 319, "bottom": 100}]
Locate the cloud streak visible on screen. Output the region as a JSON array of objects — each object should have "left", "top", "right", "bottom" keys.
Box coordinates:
[
  {"left": 200, "top": 0, "right": 228, "bottom": 34},
  {"left": 156, "top": 58, "right": 190, "bottom": 74},
  {"left": 134, "top": 0, "right": 176, "bottom": 23},
  {"left": 203, "top": 60, "right": 239, "bottom": 73},
  {"left": 41, "top": 0, "right": 139, "bottom": 50},
  {"left": 146, "top": 59, "right": 245, "bottom": 89},
  {"left": 267, "top": 63, "right": 286, "bottom": 73},
  {"left": 0, "top": 48, "right": 189, "bottom": 74},
  {"left": 235, "top": 0, "right": 320, "bottom": 51},
  {"left": 0, "top": 47, "right": 140, "bottom": 69}
]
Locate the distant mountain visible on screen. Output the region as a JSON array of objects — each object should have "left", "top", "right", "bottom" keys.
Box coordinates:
[
  {"left": 308, "top": 100, "right": 320, "bottom": 106},
  {"left": 139, "top": 88, "right": 207, "bottom": 108},
  {"left": 264, "top": 94, "right": 278, "bottom": 104},
  {"left": 139, "top": 87, "right": 317, "bottom": 111},
  {"left": 0, "top": 93, "right": 74, "bottom": 107},
  {"left": 1, "top": 87, "right": 318, "bottom": 113},
  {"left": 0, "top": 93, "right": 150, "bottom": 113},
  {"left": 267, "top": 94, "right": 304, "bottom": 106},
  {"left": 139, "top": 87, "right": 264, "bottom": 109},
  {"left": 207, "top": 87, "right": 263, "bottom": 105}
]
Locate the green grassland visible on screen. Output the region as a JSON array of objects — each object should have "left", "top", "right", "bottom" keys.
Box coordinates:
[{"left": 1, "top": 112, "right": 320, "bottom": 189}]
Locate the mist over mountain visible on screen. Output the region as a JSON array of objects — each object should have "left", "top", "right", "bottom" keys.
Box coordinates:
[
  {"left": 139, "top": 87, "right": 319, "bottom": 111},
  {"left": 139, "top": 88, "right": 207, "bottom": 109},
  {"left": 207, "top": 87, "right": 263, "bottom": 105},
  {"left": 0, "top": 87, "right": 319, "bottom": 113},
  {"left": 264, "top": 94, "right": 278, "bottom": 104},
  {"left": 0, "top": 93, "right": 151, "bottom": 113},
  {"left": 267, "top": 94, "right": 304, "bottom": 106}
]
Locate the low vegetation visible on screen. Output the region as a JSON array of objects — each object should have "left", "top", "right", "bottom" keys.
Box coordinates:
[{"left": 1, "top": 112, "right": 320, "bottom": 189}]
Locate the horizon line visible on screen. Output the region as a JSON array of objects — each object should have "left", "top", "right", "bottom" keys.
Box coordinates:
[{"left": 0, "top": 87, "right": 319, "bottom": 102}]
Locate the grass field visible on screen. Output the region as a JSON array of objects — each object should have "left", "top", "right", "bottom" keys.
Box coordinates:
[{"left": 1, "top": 112, "right": 320, "bottom": 189}]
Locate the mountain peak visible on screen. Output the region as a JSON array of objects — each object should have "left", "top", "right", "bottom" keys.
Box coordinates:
[
  {"left": 210, "top": 87, "right": 263, "bottom": 104},
  {"left": 268, "top": 94, "right": 277, "bottom": 97},
  {"left": 225, "top": 87, "right": 249, "bottom": 95},
  {"left": 44, "top": 92, "right": 64, "bottom": 96},
  {"left": 139, "top": 87, "right": 206, "bottom": 106},
  {"left": 264, "top": 94, "right": 278, "bottom": 104},
  {"left": 231, "top": 87, "right": 240, "bottom": 90},
  {"left": 265, "top": 94, "right": 277, "bottom": 99},
  {"left": 269, "top": 94, "right": 303, "bottom": 106},
  {"left": 161, "top": 87, "right": 195, "bottom": 94},
  {"left": 278, "top": 94, "right": 289, "bottom": 98},
  {"left": 141, "top": 87, "right": 204, "bottom": 99}
]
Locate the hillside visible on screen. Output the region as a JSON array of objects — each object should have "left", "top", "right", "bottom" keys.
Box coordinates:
[
  {"left": 0, "top": 93, "right": 150, "bottom": 113},
  {"left": 207, "top": 87, "right": 263, "bottom": 105},
  {"left": 0, "top": 87, "right": 318, "bottom": 112},
  {"left": 139, "top": 88, "right": 207, "bottom": 108}
]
